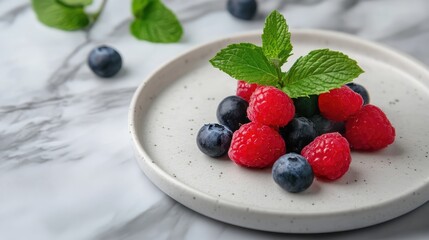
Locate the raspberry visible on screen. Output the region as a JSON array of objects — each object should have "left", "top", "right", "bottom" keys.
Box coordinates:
[
  {"left": 228, "top": 122, "right": 286, "bottom": 168},
  {"left": 247, "top": 86, "right": 295, "bottom": 127},
  {"left": 301, "top": 132, "right": 351, "bottom": 180},
  {"left": 345, "top": 104, "right": 395, "bottom": 151},
  {"left": 236, "top": 80, "right": 258, "bottom": 102},
  {"left": 318, "top": 85, "right": 363, "bottom": 121}
]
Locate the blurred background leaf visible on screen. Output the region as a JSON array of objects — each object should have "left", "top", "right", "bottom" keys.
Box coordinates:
[
  {"left": 32, "top": 0, "right": 90, "bottom": 31},
  {"left": 58, "top": 0, "right": 93, "bottom": 8}
]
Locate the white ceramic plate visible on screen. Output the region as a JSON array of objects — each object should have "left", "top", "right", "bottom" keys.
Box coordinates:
[{"left": 129, "top": 30, "right": 429, "bottom": 233}]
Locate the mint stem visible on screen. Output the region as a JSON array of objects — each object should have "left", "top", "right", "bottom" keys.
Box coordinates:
[
  {"left": 268, "top": 58, "right": 284, "bottom": 88},
  {"left": 275, "top": 67, "right": 283, "bottom": 88}
]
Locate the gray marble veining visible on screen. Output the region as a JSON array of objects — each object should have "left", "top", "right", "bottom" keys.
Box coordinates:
[{"left": 1, "top": 0, "right": 428, "bottom": 239}]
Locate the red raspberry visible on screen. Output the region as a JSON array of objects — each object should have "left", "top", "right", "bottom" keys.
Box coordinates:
[
  {"left": 319, "top": 85, "right": 363, "bottom": 121},
  {"left": 247, "top": 86, "right": 295, "bottom": 127},
  {"left": 236, "top": 80, "right": 258, "bottom": 102},
  {"left": 301, "top": 132, "right": 351, "bottom": 180},
  {"left": 228, "top": 122, "right": 286, "bottom": 168},
  {"left": 345, "top": 104, "right": 395, "bottom": 151}
]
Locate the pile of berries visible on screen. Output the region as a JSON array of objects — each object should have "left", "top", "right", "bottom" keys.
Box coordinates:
[{"left": 197, "top": 80, "right": 395, "bottom": 193}]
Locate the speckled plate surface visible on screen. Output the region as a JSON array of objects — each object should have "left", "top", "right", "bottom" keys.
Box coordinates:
[{"left": 129, "top": 30, "right": 429, "bottom": 233}]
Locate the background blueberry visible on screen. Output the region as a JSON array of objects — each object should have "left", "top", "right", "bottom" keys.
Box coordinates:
[
  {"left": 293, "top": 95, "right": 319, "bottom": 118},
  {"left": 272, "top": 153, "right": 314, "bottom": 193},
  {"left": 88, "top": 45, "right": 122, "bottom": 78},
  {"left": 196, "top": 123, "right": 232, "bottom": 158},
  {"left": 310, "top": 114, "right": 345, "bottom": 136},
  {"left": 217, "top": 96, "right": 250, "bottom": 132},
  {"left": 227, "top": 0, "right": 257, "bottom": 20},
  {"left": 280, "top": 117, "right": 317, "bottom": 153},
  {"left": 346, "top": 82, "right": 370, "bottom": 105}
]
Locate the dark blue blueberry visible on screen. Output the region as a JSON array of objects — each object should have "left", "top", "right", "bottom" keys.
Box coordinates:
[
  {"left": 272, "top": 153, "right": 314, "bottom": 193},
  {"left": 216, "top": 96, "right": 249, "bottom": 132},
  {"left": 227, "top": 0, "right": 257, "bottom": 20},
  {"left": 280, "top": 117, "right": 317, "bottom": 153},
  {"left": 346, "top": 82, "right": 370, "bottom": 105},
  {"left": 88, "top": 45, "right": 122, "bottom": 78},
  {"left": 293, "top": 95, "right": 319, "bottom": 118},
  {"left": 310, "top": 114, "right": 345, "bottom": 136},
  {"left": 196, "top": 123, "right": 232, "bottom": 158}
]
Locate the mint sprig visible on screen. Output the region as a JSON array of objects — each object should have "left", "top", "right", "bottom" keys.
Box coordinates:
[
  {"left": 262, "top": 10, "right": 292, "bottom": 67},
  {"left": 130, "top": 0, "right": 183, "bottom": 43},
  {"left": 282, "top": 49, "right": 364, "bottom": 97},
  {"left": 209, "top": 43, "right": 279, "bottom": 87},
  {"left": 210, "top": 10, "right": 364, "bottom": 98}
]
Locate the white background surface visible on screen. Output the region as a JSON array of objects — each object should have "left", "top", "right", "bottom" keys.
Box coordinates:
[{"left": 1, "top": 0, "right": 428, "bottom": 239}]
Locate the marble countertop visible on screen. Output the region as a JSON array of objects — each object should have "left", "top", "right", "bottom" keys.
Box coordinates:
[{"left": 1, "top": 0, "right": 428, "bottom": 239}]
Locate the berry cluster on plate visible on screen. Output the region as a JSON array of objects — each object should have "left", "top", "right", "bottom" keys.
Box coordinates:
[{"left": 196, "top": 11, "right": 395, "bottom": 193}]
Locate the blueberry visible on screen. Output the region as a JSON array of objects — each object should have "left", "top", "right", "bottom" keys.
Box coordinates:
[
  {"left": 196, "top": 123, "right": 233, "bottom": 157},
  {"left": 293, "top": 95, "right": 319, "bottom": 118},
  {"left": 272, "top": 153, "right": 314, "bottom": 193},
  {"left": 227, "top": 0, "right": 257, "bottom": 20},
  {"left": 346, "top": 82, "right": 370, "bottom": 105},
  {"left": 280, "top": 117, "right": 317, "bottom": 153},
  {"left": 217, "top": 96, "right": 250, "bottom": 132},
  {"left": 88, "top": 45, "right": 122, "bottom": 78},
  {"left": 310, "top": 114, "right": 345, "bottom": 136}
]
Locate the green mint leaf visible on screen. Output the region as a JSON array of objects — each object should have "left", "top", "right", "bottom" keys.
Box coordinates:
[
  {"left": 58, "top": 0, "right": 93, "bottom": 7},
  {"left": 209, "top": 43, "right": 280, "bottom": 86},
  {"left": 282, "top": 49, "right": 364, "bottom": 98},
  {"left": 130, "top": 0, "right": 183, "bottom": 43},
  {"left": 261, "top": 10, "right": 292, "bottom": 67},
  {"left": 131, "top": 0, "right": 150, "bottom": 18},
  {"left": 32, "top": 0, "right": 90, "bottom": 31}
]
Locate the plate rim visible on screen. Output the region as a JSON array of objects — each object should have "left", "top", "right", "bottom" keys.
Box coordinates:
[{"left": 128, "top": 29, "right": 429, "bottom": 232}]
